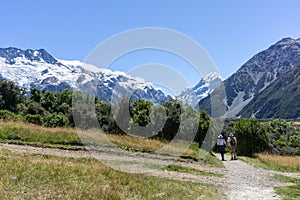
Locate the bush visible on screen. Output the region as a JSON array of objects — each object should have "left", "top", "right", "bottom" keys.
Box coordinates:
[
  {"left": 25, "top": 114, "right": 43, "bottom": 125},
  {"left": 43, "top": 112, "right": 69, "bottom": 127},
  {"left": 233, "top": 119, "right": 270, "bottom": 157},
  {"left": 0, "top": 110, "right": 21, "bottom": 121},
  {"left": 266, "top": 119, "right": 300, "bottom": 155}
]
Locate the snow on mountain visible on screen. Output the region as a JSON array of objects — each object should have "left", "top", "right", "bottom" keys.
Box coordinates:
[
  {"left": 177, "top": 72, "right": 222, "bottom": 107},
  {"left": 0, "top": 47, "right": 171, "bottom": 104},
  {"left": 198, "top": 37, "right": 300, "bottom": 118}
]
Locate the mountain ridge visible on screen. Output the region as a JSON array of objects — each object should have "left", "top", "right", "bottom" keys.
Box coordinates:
[
  {"left": 0, "top": 47, "right": 171, "bottom": 104},
  {"left": 198, "top": 37, "right": 300, "bottom": 119}
]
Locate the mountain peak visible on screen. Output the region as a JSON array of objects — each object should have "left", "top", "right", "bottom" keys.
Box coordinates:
[
  {"left": 0, "top": 46, "right": 171, "bottom": 104},
  {"left": 274, "top": 37, "right": 300, "bottom": 47},
  {"left": 0, "top": 47, "right": 57, "bottom": 65},
  {"left": 177, "top": 72, "right": 222, "bottom": 107},
  {"left": 203, "top": 72, "right": 223, "bottom": 82},
  {"left": 199, "top": 36, "right": 300, "bottom": 118}
]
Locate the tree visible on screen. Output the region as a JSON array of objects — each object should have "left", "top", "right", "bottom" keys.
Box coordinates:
[
  {"left": 195, "top": 110, "right": 211, "bottom": 146},
  {"left": 96, "top": 100, "right": 115, "bottom": 132},
  {"left": 30, "top": 88, "right": 42, "bottom": 103},
  {"left": 131, "top": 99, "right": 151, "bottom": 127},
  {"left": 159, "top": 101, "right": 181, "bottom": 140},
  {"left": 41, "top": 91, "right": 59, "bottom": 113},
  {"left": 112, "top": 97, "right": 132, "bottom": 134},
  {"left": 266, "top": 119, "right": 299, "bottom": 155},
  {"left": 43, "top": 112, "right": 69, "bottom": 127},
  {"left": 233, "top": 119, "right": 270, "bottom": 157},
  {"left": 0, "top": 80, "right": 25, "bottom": 112}
]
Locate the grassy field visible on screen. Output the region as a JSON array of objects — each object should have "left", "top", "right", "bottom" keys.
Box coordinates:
[
  {"left": 0, "top": 121, "right": 223, "bottom": 166},
  {"left": 0, "top": 121, "right": 83, "bottom": 149},
  {"left": 239, "top": 153, "right": 300, "bottom": 172},
  {"left": 256, "top": 153, "right": 300, "bottom": 172},
  {"left": 0, "top": 148, "right": 224, "bottom": 200},
  {"left": 274, "top": 175, "right": 300, "bottom": 200},
  {"left": 162, "top": 165, "right": 223, "bottom": 177}
]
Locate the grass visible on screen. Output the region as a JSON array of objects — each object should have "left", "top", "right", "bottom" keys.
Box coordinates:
[
  {"left": 0, "top": 121, "right": 224, "bottom": 167},
  {"left": 291, "top": 121, "right": 300, "bottom": 126},
  {"left": 0, "top": 121, "right": 83, "bottom": 149},
  {"left": 256, "top": 153, "right": 300, "bottom": 172},
  {"left": 0, "top": 148, "right": 225, "bottom": 199},
  {"left": 162, "top": 164, "right": 223, "bottom": 177},
  {"left": 274, "top": 175, "right": 300, "bottom": 200},
  {"left": 105, "top": 134, "right": 166, "bottom": 152},
  {"left": 239, "top": 154, "right": 300, "bottom": 172}
]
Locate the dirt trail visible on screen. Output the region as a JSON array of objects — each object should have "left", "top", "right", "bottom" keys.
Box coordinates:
[
  {"left": 1, "top": 143, "right": 299, "bottom": 200},
  {"left": 0, "top": 143, "right": 226, "bottom": 184},
  {"left": 216, "top": 154, "right": 298, "bottom": 200}
]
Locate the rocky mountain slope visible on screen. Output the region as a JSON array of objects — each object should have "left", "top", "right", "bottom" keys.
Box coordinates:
[
  {"left": 239, "top": 65, "right": 300, "bottom": 119},
  {"left": 198, "top": 37, "right": 300, "bottom": 119}
]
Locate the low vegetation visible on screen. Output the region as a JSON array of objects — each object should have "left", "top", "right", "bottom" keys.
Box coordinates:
[
  {"left": 220, "top": 119, "right": 300, "bottom": 156},
  {"left": 274, "top": 175, "right": 300, "bottom": 200},
  {"left": 256, "top": 153, "right": 300, "bottom": 172},
  {"left": 239, "top": 153, "right": 300, "bottom": 172},
  {"left": 0, "top": 148, "right": 225, "bottom": 199},
  {"left": 162, "top": 164, "right": 223, "bottom": 177},
  {"left": 0, "top": 121, "right": 224, "bottom": 167},
  {"left": 0, "top": 121, "right": 83, "bottom": 149}
]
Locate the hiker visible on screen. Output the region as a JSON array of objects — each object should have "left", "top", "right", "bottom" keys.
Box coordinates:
[
  {"left": 217, "top": 134, "right": 226, "bottom": 161},
  {"left": 227, "top": 133, "right": 237, "bottom": 160}
]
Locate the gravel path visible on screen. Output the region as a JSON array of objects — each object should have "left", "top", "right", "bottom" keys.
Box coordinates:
[
  {"left": 216, "top": 154, "right": 298, "bottom": 200},
  {"left": 0, "top": 143, "right": 226, "bottom": 183},
  {"left": 1, "top": 143, "right": 299, "bottom": 200}
]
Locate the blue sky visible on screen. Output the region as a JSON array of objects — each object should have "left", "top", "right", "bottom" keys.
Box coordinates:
[{"left": 1, "top": 0, "right": 300, "bottom": 87}]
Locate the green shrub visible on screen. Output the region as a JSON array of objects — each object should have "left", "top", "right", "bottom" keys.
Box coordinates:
[
  {"left": 42, "top": 112, "right": 69, "bottom": 127},
  {"left": 0, "top": 110, "right": 21, "bottom": 121},
  {"left": 266, "top": 119, "right": 300, "bottom": 155},
  {"left": 25, "top": 114, "right": 43, "bottom": 125},
  {"left": 233, "top": 119, "right": 270, "bottom": 157}
]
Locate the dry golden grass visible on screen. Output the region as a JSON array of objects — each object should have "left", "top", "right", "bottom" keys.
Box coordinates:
[
  {"left": 0, "top": 148, "right": 225, "bottom": 199},
  {"left": 0, "top": 120, "right": 76, "bottom": 135},
  {"left": 292, "top": 121, "right": 300, "bottom": 126},
  {"left": 0, "top": 121, "right": 206, "bottom": 161},
  {"left": 256, "top": 153, "right": 300, "bottom": 169},
  {"left": 77, "top": 129, "right": 199, "bottom": 157},
  {"left": 106, "top": 134, "right": 166, "bottom": 151}
]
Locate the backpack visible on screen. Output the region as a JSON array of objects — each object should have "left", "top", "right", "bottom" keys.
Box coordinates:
[{"left": 230, "top": 136, "right": 236, "bottom": 146}]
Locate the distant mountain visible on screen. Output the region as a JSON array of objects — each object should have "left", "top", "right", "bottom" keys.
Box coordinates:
[
  {"left": 239, "top": 65, "right": 300, "bottom": 119},
  {"left": 177, "top": 72, "right": 222, "bottom": 107},
  {"left": 198, "top": 37, "right": 300, "bottom": 119},
  {"left": 0, "top": 47, "right": 171, "bottom": 104}
]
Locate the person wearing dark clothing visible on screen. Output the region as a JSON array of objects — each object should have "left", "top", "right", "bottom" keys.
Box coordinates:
[{"left": 217, "top": 134, "right": 226, "bottom": 161}]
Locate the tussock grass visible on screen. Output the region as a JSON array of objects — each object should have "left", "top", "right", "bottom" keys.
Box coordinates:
[
  {"left": 0, "top": 148, "right": 225, "bottom": 199},
  {"left": 240, "top": 153, "right": 300, "bottom": 172},
  {"left": 256, "top": 153, "right": 300, "bottom": 172},
  {"left": 0, "top": 121, "right": 83, "bottom": 148},
  {"left": 0, "top": 121, "right": 223, "bottom": 167},
  {"left": 106, "top": 134, "right": 166, "bottom": 151},
  {"left": 292, "top": 121, "right": 300, "bottom": 126}
]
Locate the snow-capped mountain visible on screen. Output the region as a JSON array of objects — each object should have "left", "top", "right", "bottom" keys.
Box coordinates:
[
  {"left": 0, "top": 47, "right": 171, "bottom": 104},
  {"left": 199, "top": 37, "right": 300, "bottom": 118},
  {"left": 177, "top": 72, "right": 222, "bottom": 107}
]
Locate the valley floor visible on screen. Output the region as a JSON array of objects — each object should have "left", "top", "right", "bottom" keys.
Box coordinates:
[{"left": 0, "top": 143, "right": 299, "bottom": 199}]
